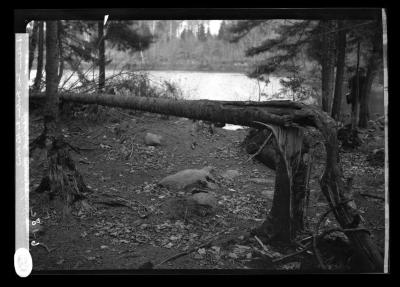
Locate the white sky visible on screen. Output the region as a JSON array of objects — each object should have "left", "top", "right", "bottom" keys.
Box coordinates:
[
  {"left": 177, "top": 20, "right": 222, "bottom": 36},
  {"left": 209, "top": 20, "right": 223, "bottom": 35}
]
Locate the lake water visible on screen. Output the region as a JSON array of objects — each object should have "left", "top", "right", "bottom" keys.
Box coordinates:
[
  {"left": 30, "top": 69, "right": 295, "bottom": 102},
  {"left": 146, "top": 70, "right": 294, "bottom": 102},
  {"left": 29, "top": 69, "right": 384, "bottom": 119}
]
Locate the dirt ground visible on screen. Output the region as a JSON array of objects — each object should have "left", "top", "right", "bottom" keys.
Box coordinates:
[{"left": 28, "top": 105, "right": 385, "bottom": 272}]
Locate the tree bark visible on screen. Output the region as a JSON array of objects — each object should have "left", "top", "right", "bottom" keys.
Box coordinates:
[
  {"left": 29, "top": 21, "right": 39, "bottom": 77},
  {"left": 98, "top": 21, "right": 105, "bottom": 92},
  {"left": 321, "top": 20, "right": 336, "bottom": 113},
  {"left": 359, "top": 36, "right": 381, "bottom": 128},
  {"left": 34, "top": 22, "right": 90, "bottom": 216},
  {"left": 331, "top": 21, "right": 347, "bottom": 121},
  {"left": 32, "top": 93, "right": 319, "bottom": 128},
  {"left": 252, "top": 126, "right": 309, "bottom": 242},
  {"left": 30, "top": 92, "right": 384, "bottom": 271},
  {"left": 351, "top": 41, "right": 361, "bottom": 129},
  {"left": 44, "top": 21, "right": 59, "bottom": 119},
  {"left": 33, "top": 21, "right": 44, "bottom": 92},
  {"left": 57, "top": 21, "right": 64, "bottom": 85}
]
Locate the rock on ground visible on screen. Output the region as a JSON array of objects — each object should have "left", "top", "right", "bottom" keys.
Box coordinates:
[
  {"left": 162, "top": 196, "right": 217, "bottom": 220},
  {"left": 159, "top": 166, "right": 217, "bottom": 191},
  {"left": 189, "top": 192, "right": 218, "bottom": 209},
  {"left": 221, "top": 169, "right": 240, "bottom": 181},
  {"left": 144, "top": 133, "right": 163, "bottom": 146}
]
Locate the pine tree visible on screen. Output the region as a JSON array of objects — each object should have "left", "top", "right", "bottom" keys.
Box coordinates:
[
  {"left": 180, "top": 28, "right": 187, "bottom": 40},
  {"left": 29, "top": 21, "right": 39, "bottom": 76},
  {"left": 217, "top": 20, "right": 227, "bottom": 40},
  {"left": 227, "top": 20, "right": 337, "bottom": 111},
  {"left": 33, "top": 21, "right": 44, "bottom": 92},
  {"left": 206, "top": 27, "right": 212, "bottom": 39},
  {"left": 331, "top": 20, "right": 347, "bottom": 120},
  {"left": 197, "top": 24, "right": 207, "bottom": 42}
]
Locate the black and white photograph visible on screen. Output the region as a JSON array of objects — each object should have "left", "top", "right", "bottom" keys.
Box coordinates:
[{"left": 14, "top": 8, "right": 388, "bottom": 275}]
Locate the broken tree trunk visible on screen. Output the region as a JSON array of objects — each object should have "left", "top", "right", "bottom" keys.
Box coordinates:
[
  {"left": 29, "top": 92, "right": 384, "bottom": 271},
  {"left": 251, "top": 125, "right": 309, "bottom": 242}
]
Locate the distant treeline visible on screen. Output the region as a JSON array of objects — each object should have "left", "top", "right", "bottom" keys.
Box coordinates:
[{"left": 104, "top": 20, "right": 269, "bottom": 74}]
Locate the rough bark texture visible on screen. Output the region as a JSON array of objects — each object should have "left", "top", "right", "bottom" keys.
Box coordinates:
[
  {"left": 255, "top": 126, "right": 308, "bottom": 242},
  {"left": 30, "top": 92, "right": 384, "bottom": 271},
  {"left": 57, "top": 21, "right": 64, "bottom": 85},
  {"left": 359, "top": 40, "right": 381, "bottom": 128},
  {"left": 45, "top": 21, "right": 59, "bottom": 119},
  {"left": 242, "top": 128, "right": 277, "bottom": 170},
  {"left": 98, "top": 21, "right": 105, "bottom": 93},
  {"left": 32, "top": 93, "right": 318, "bottom": 128},
  {"left": 331, "top": 21, "right": 347, "bottom": 121},
  {"left": 36, "top": 22, "right": 90, "bottom": 213},
  {"left": 29, "top": 21, "right": 39, "bottom": 76},
  {"left": 351, "top": 41, "right": 361, "bottom": 129},
  {"left": 310, "top": 109, "right": 383, "bottom": 272},
  {"left": 33, "top": 21, "right": 44, "bottom": 92},
  {"left": 321, "top": 20, "right": 336, "bottom": 113}
]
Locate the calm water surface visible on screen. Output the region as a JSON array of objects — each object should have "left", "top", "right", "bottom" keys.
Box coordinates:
[{"left": 29, "top": 69, "right": 383, "bottom": 117}]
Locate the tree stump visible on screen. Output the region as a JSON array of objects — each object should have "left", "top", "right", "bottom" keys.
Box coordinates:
[{"left": 251, "top": 125, "right": 310, "bottom": 242}]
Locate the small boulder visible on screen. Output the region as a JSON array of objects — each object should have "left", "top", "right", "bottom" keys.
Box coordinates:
[
  {"left": 221, "top": 169, "right": 240, "bottom": 181},
  {"left": 189, "top": 192, "right": 218, "bottom": 209},
  {"left": 162, "top": 196, "right": 216, "bottom": 219},
  {"left": 144, "top": 133, "right": 162, "bottom": 146},
  {"left": 261, "top": 189, "right": 274, "bottom": 200},
  {"left": 159, "top": 166, "right": 217, "bottom": 191}
]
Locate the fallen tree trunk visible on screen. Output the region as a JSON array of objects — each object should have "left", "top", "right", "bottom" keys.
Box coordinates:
[
  {"left": 30, "top": 92, "right": 384, "bottom": 271},
  {"left": 31, "top": 92, "right": 317, "bottom": 128}
]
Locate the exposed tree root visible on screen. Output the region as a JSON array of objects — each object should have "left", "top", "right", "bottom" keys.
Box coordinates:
[{"left": 33, "top": 131, "right": 93, "bottom": 217}]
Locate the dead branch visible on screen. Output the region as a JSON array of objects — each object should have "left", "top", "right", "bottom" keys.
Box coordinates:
[
  {"left": 359, "top": 193, "right": 385, "bottom": 201},
  {"left": 245, "top": 133, "right": 273, "bottom": 163},
  {"left": 254, "top": 235, "right": 275, "bottom": 259},
  {"left": 312, "top": 198, "right": 355, "bottom": 269},
  {"left": 154, "top": 229, "right": 230, "bottom": 268},
  {"left": 272, "top": 242, "right": 312, "bottom": 263}
]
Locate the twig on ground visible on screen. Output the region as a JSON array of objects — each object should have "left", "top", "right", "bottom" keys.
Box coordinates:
[
  {"left": 272, "top": 242, "right": 312, "bottom": 263},
  {"left": 254, "top": 235, "right": 275, "bottom": 258},
  {"left": 312, "top": 198, "right": 358, "bottom": 270},
  {"left": 154, "top": 229, "right": 230, "bottom": 268},
  {"left": 35, "top": 242, "right": 53, "bottom": 253},
  {"left": 128, "top": 136, "right": 136, "bottom": 160},
  {"left": 118, "top": 110, "right": 136, "bottom": 120},
  {"left": 359, "top": 193, "right": 384, "bottom": 201},
  {"left": 245, "top": 133, "right": 273, "bottom": 163}
]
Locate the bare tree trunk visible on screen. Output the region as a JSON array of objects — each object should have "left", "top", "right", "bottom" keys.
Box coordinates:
[
  {"left": 33, "top": 21, "right": 44, "bottom": 92},
  {"left": 331, "top": 21, "right": 347, "bottom": 121},
  {"left": 359, "top": 35, "right": 381, "bottom": 128},
  {"left": 253, "top": 127, "right": 309, "bottom": 242},
  {"left": 98, "top": 20, "right": 105, "bottom": 92},
  {"left": 351, "top": 41, "right": 361, "bottom": 129},
  {"left": 29, "top": 21, "right": 39, "bottom": 77},
  {"left": 33, "top": 21, "right": 90, "bottom": 217},
  {"left": 44, "top": 21, "right": 59, "bottom": 119},
  {"left": 57, "top": 21, "right": 64, "bottom": 85},
  {"left": 321, "top": 20, "right": 336, "bottom": 113}
]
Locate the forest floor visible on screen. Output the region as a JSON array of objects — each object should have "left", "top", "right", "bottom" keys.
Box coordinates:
[{"left": 28, "top": 105, "right": 386, "bottom": 273}]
